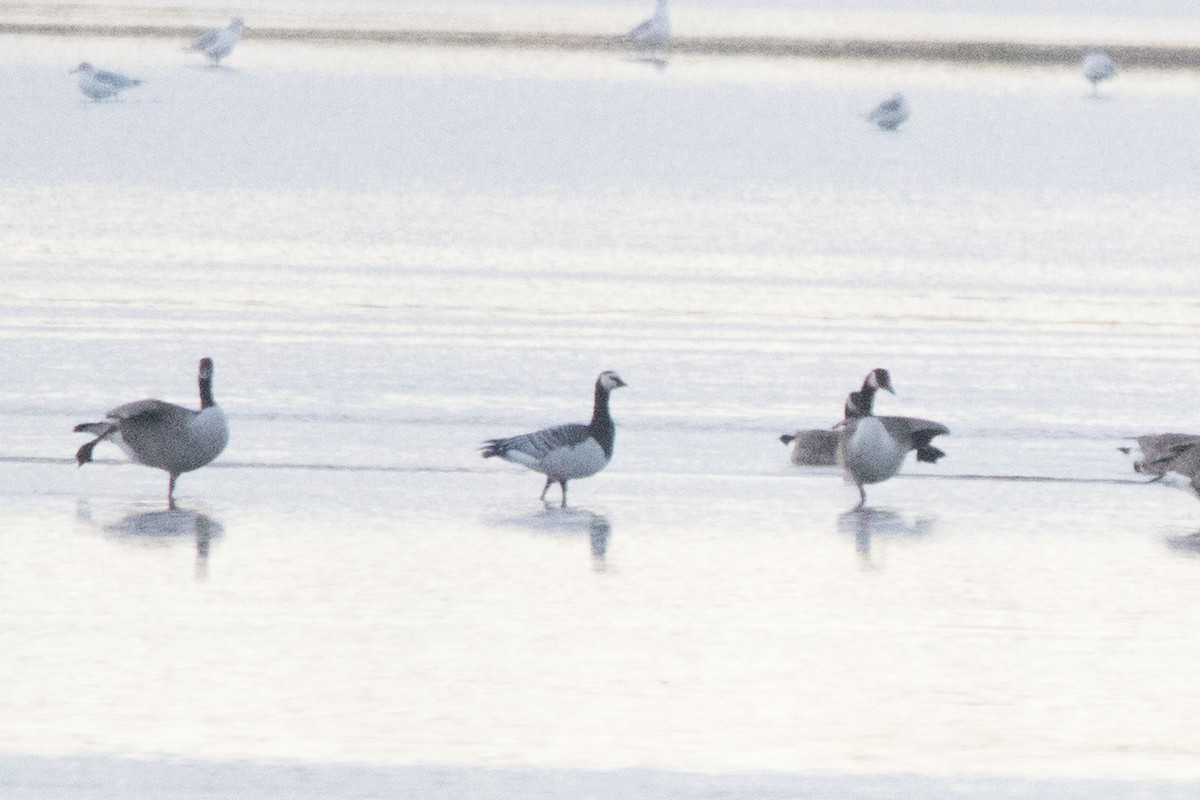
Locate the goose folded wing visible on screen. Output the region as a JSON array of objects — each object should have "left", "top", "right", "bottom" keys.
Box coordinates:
[
  {"left": 488, "top": 423, "right": 592, "bottom": 461},
  {"left": 106, "top": 398, "right": 194, "bottom": 423}
]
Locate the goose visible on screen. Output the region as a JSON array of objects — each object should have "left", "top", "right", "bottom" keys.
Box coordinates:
[
  {"left": 866, "top": 92, "right": 909, "bottom": 131},
  {"left": 780, "top": 368, "right": 894, "bottom": 466},
  {"left": 74, "top": 358, "right": 229, "bottom": 508},
  {"left": 481, "top": 371, "right": 626, "bottom": 507},
  {"left": 621, "top": 0, "right": 670, "bottom": 49},
  {"left": 1082, "top": 49, "right": 1116, "bottom": 95},
  {"left": 836, "top": 375, "right": 948, "bottom": 509},
  {"left": 70, "top": 62, "right": 142, "bottom": 101},
  {"left": 188, "top": 18, "right": 244, "bottom": 65},
  {"left": 1119, "top": 433, "right": 1200, "bottom": 496}
]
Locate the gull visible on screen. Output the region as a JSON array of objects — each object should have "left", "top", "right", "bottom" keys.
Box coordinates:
[
  {"left": 481, "top": 371, "right": 626, "bottom": 507},
  {"left": 74, "top": 358, "right": 230, "bottom": 508},
  {"left": 867, "top": 92, "right": 910, "bottom": 131},
  {"left": 1082, "top": 49, "right": 1116, "bottom": 95},
  {"left": 188, "top": 18, "right": 245, "bottom": 65},
  {"left": 621, "top": 0, "right": 670, "bottom": 49},
  {"left": 70, "top": 62, "right": 142, "bottom": 101}
]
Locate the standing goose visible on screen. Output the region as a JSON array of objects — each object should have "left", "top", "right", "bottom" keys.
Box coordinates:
[
  {"left": 188, "top": 18, "right": 244, "bottom": 65},
  {"left": 836, "top": 375, "right": 948, "bottom": 509},
  {"left": 74, "top": 358, "right": 229, "bottom": 508},
  {"left": 70, "top": 62, "right": 142, "bottom": 101},
  {"left": 1119, "top": 433, "right": 1200, "bottom": 496},
  {"left": 781, "top": 368, "right": 894, "bottom": 466},
  {"left": 481, "top": 371, "right": 626, "bottom": 507},
  {"left": 1082, "top": 49, "right": 1116, "bottom": 95}
]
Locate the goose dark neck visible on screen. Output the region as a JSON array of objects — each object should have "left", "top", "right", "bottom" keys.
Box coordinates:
[
  {"left": 590, "top": 382, "right": 616, "bottom": 456},
  {"left": 199, "top": 375, "right": 216, "bottom": 409},
  {"left": 844, "top": 385, "right": 876, "bottom": 419}
]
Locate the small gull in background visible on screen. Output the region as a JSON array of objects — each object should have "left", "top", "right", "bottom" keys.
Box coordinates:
[
  {"left": 188, "top": 17, "right": 245, "bottom": 65},
  {"left": 1082, "top": 48, "right": 1117, "bottom": 95},
  {"left": 866, "top": 92, "right": 910, "bottom": 130},
  {"left": 624, "top": 0, "right": 672, "bottom": 50},
  {"left": 70, "top": 62, "right": 142, "bottom": 101}
]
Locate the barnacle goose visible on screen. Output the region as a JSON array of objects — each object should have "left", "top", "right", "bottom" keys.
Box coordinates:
[
  {"left": 74, "top": 358, "right": 229, "bottom": 508},
  {"left": 481, "top": 371, "right": 626, "bottom": 507}
]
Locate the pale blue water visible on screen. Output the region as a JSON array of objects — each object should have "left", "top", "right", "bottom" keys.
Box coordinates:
[{"left": 2, "top": 12, "right": 1200, "bottom": 799}]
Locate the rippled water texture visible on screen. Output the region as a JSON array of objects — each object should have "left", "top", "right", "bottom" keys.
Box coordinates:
[{"left": 2, "top": 26, "right": 1200, "bottom": 798}]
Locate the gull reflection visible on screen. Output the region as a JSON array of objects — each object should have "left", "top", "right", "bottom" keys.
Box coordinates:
[
  {"left": 76, "top": 500, "right": 224, "bottom": 579},
  {"left": 837, "top": 507, "right": 935, "bottom": 566},
  {"left": 487, "top": 507, "right": 612, "bottom": 570}
]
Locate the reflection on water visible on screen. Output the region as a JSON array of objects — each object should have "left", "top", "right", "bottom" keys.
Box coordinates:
[
  {"left": 75, "top": 500, "right": 224, "bottom": 579},
  {"left": 486, "top": 506, "right": 611, "bottom": 570},
  {"left": 837, "top": 507, "right": 935, "bottom": 565},
  {"left": 1165, "top": 531, "right": 1200, "bottom": 556}
]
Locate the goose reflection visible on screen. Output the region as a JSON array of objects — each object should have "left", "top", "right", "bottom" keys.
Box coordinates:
[
  {"left": 837, "top": 507, "right": 935, "bottom": 565},
  {"left": 76, "top": 500, "right": 224, "bottom": 579},
  {"left": 487, "top": 507, "right": 612, "bottom": 569},
  {"left": 1165, "top": 531, "right": 1200, "bottom": 556}
]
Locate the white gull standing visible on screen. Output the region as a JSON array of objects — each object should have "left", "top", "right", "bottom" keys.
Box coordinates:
[
  {"left": 188, "top": 18, "right": 245, "bottom": 65},
  {"left": 70, "top": 62, "right": 142, "bottom": 101}
]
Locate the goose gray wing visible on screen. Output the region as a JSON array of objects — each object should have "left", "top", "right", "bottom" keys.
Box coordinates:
[
  {"left": 878, "top": 416, "right": 949, "bottom": 463},
  {"left": 481, "top": 422, "right": 591, "bottom": 464},
  {"left": 107, "top": 398, "right": 195, "bottom": 422}
]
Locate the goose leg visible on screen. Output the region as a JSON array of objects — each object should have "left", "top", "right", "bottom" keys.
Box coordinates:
[
  {"left": 168, "top": 473, "right": 178, "bottom": 509},
  {"left": 559, "top": 480, "right": 568, "bottom": 509},
  {"left": 855, "top": 483, "right": 867, "bottom": 510},
  {"left": 539, "top": 476, "right": 553, "bottom": 502}
]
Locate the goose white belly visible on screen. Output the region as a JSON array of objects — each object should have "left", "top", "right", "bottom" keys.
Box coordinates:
[
  {"left": 841, "top": 417, "right": 907, "bottom": 485},
  {"left": 532, "top": 438, "right": 610, "bottom": 481}
]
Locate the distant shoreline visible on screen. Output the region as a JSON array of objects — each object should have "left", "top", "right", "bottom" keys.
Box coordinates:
[{"left": 4, "top": 22, "right": 1200, "bottom": 68}]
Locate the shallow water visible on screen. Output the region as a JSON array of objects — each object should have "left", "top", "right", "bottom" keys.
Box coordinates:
[{"left": 2, "top": 29, "right": 1200, "bottom": 798}]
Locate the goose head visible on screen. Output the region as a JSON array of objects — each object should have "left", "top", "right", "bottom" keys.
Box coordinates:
[
  {"left": 229, "top": 18, "right": 245, "bottom": 32},
  {"left": 71, "top": 62, "right": 95, "bottom": 75},
  {"left": 864, "top": 368, "right": 895, "bottom": 394},
  {"left": 597, "top": 371, "right": 627, "bottom": 392}
]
